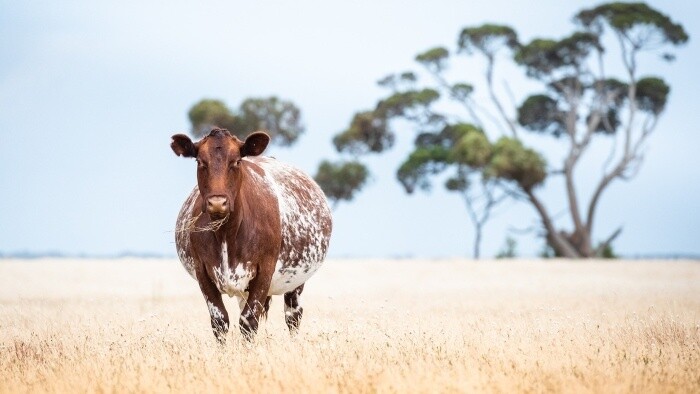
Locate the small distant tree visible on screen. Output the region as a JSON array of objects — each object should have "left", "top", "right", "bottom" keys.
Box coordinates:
[
  {"left": 313, "top": 111, "right": 379, "bottom": 208},
  {"left": 188, "top": 97, "right": 304, "bottom": 146},
  {"left": 314, "top": 160, "right": 369, "bottom": 209},
  {"left": 496, "top": 236, "right": 518, "bottom": 259},
  {"left": 328, "top": 2, "right": 687, "bottom": 258}
]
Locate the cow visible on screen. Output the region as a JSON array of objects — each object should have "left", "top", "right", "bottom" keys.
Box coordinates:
[{"left": 170, "top": 128, "right": 332, "bottom": 341}]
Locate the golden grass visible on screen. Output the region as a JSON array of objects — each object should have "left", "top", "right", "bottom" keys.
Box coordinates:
[
  {"left": 177, "top": 212, "right": 229, "bottom": 234},
  {"left": 1, "top": 258, "right": 698, "bottom": 393}
]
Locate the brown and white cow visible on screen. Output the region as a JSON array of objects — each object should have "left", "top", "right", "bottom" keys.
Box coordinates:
[{"left": 171, "top": 128, "right": 332, "bottom": 341}]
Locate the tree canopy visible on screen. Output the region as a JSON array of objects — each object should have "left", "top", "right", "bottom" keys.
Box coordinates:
[
  {"left": 321, "top": 1, "right": 687, "bottom": 258},
  {"left": 314, "top": 160, "right": 369, "bottom": 208},
  {"left": 188, "top": 97, "right": 304, "bottom": 146}
]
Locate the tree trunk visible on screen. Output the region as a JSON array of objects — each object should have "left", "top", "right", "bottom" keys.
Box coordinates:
[
  {"left": 524, "top": 189, "right": 581, "bottom": 258},
  {"left": 473, "top": 224, "right": 482, "bottom": 260},
  {"left": 563, "top": 231, "right": 595, "bottom": 258}
]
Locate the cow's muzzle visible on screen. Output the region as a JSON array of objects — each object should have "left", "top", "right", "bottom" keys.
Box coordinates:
[{"left": 206, "top": 196, "right": 229, "bottom": 219}]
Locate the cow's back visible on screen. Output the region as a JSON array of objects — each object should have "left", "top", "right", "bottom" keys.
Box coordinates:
[{"left": 248, "top": 156, "right": 332, "bottom": 295}]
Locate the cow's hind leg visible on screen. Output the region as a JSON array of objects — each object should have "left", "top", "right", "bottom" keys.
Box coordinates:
[
  {"left": 262, "top": 296, "right": 272, "bottom": 319},
  {"left": 284, "top": 284, "right": 304, "bottom": 333}
]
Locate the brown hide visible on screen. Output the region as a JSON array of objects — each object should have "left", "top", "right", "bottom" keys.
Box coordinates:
[{"left": 172, "top": 128, "right": 332, "bottom": 341}]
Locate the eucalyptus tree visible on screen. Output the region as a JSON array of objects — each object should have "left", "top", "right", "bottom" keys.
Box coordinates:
[
  {"left": 328, "top": 2, "right": 687, "bottom": 258},
  {"left": 188, "top": 97, "right": 304, "bottom": 146},
  {"left": 314, "top": 160, "right": 369, "bottom": 209}
]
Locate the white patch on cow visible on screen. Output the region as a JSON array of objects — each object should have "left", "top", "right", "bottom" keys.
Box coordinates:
[
  {"left": 234, "top": 264, "right": 249, "bottom": 278},
  {"left": 213, "top": 240, "right": 255, "bottom": 297},
  {"left": 239, "top": 316, "right": 252, "bottom": 329},
  {"left": 207, "top": 300, "right": 224, "bottom": 320},
  {"left": 236, "top": 295, "right": 248, "bottom": 312},
  {"left": 221, "top": 240, "right": 228, "bottom": 266},
  {"left": 249, "top": 157, "right": 331, "bottom": 295},
  {"left": 284, "top": 304, "right": 301, "bottom": 317},
  {"left": 175, "top": 187, "right": 199, "bottom": 280},
  {"left": 207, "top": 301, "right": 228, "bottom": 330},
  {"left": 175, "top": 158, "right": 331, "bottom": 302}
]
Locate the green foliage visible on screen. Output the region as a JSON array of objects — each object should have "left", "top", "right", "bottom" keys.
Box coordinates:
[
  {"left": 333, "top": 88, "right": 443, "bottom": 157},
  {"left": 447, "top": 123, "right": 484, "bottom": 138},
  {"left": 575, "top": 2, "right": 689, "bottom": 46},
  {"left": 329, "top": 1, "right": 687, "bottom": 258},
  {"left": 238, "top": 97, "right": 304, "bottom": 146},
  {"left": 415, "top": 123, "right": 481, "bottom": 149},
  {"left": 560, "top": 75, "right": 669, "bottom": 134},
  {"left": 333, "top": 111, "right": 394, "bottom": 155},
  {"left": 596, "top": 78, "right": 629, "bottom": 106},
  {"left": 514, "top": 32, "right": 601, "bottom": 78},
  {"left": 314, "top": 160, "right": 369, "bottom": 207},
  {"left": 399, "top": 71, "right": 417, "bottom": 82},
  {"left": 486, "top": 138, "right": 546, "bottom": 190},
  {"left": 375, "top": 88, "right": 441, "bottom": 118},
  {"left": 635, "top": 77, "right": 670, "bottom": 114},
  {"left": 452, "top": 132, "right": 492, "bottom": 167},
  {"left": 458, "top": 24, "right": 518, "bottom": 55},
  {"left": 539, "top": 244, "right": 555, "bottom": 258},
  {"left": 587, "top": 78, "right": 630, "bottom": 134},
  {"left": 445, "top": 171, "right": 469, "bottom": 192},
  {"left": 416, "top": 47, "right": 450, "bottom": 72},
  {"left": 450, "top": 83, "right": 474, "bottom": 101},
  {"left": 495, "top": 236, "right": 518, "bottom": 258},
  {"left": 377, "top": 72, "right": 417, "bottom": 90},
  {"left": 187, "top": 97, "right": 304, "bottom": 145},
  {"left": 589, "top": 108, "right": 621, "bottom": 135},
  {"left": 397, "top": 146, "right": 452, "bottom": 193},
  {"left": 513, "top": 38, "right": 556, "bottom": 75},
  {"left": 188, "top": 99, "right": 240, "bottom": 138},
  {"left": 547, "top": 76, "right": 584, "bottom": 98},
  {"left": 399, "top": 123, "right": 494, "bottom": 193},
  {"left": 598, "top": 243, "right": 618, "bottom": 259},
  {"left": 517, "top": 94, "right": 566, "bottom": 137}
]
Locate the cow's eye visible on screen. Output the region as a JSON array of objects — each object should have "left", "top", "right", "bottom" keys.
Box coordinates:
[
  {"left": 230, "top": 159, "right": 242, "bottom": 169},
  {"left": 197, "top": 160, "right": 207, "bottom": 169}
]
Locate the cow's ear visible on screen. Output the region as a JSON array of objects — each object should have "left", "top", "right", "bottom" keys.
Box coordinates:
[
  {"left": 241, "top": 131, "right": 270, "bottom": 157},
  {"left": 171, "top": 134, "right": 198, "bottom": 158}
]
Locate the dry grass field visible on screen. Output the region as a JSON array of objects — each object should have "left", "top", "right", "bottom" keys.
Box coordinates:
[{"left": 0, "top": 258, "right": 698, "bottom": 393}]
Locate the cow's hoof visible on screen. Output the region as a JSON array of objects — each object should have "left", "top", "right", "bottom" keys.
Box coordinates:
[{"left": 285, "top": 306, "right": 303, "bottom": 333}]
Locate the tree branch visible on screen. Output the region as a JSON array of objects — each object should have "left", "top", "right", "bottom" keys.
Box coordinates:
[
  {"left": 587, "top": 31, "right": 641, "bottom": 238},
  {"left": 467, "top": 96, "right": 509, "bottom": 134},
  {"left": 485, "top": 55, "right": 519, "bottom": 138},
  {"left": 559, "top": 67, "right": 591, "bottom": 252},
  {"left": 524, "top": 188, "right": 580, "bottom": 258},
  {"left": 423, "top": 66, "right": 486, "bottom": 130},
  {"left": 595, "top": 227, "right": 623, "bottom": 257}
]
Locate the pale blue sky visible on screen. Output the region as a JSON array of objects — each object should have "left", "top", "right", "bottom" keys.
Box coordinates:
[{"left": 1, "top": 1, "right": 698, "bottom": 258}]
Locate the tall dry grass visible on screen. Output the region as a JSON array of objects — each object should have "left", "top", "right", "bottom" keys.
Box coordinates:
[{"left": 1, "top": 258, "right": 698, "bottom": 393}]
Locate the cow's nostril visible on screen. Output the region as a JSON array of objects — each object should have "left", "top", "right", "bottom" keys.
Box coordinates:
[{"left": 207, "top": 196, "right": 228, "bottom": 213}]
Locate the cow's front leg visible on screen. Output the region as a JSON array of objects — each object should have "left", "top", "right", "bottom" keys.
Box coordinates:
[
  {"left": 198, "top": 269, "right": 229, "bottom": 344},
  {"left": 237, "top": 295, "right": 271, "bottom": 319},
  {"left": 239, "top": 269, "right": 273, "bottom": 340}
]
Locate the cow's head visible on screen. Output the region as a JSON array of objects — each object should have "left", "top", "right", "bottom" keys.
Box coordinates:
[{"left": 171, "top": 128, "right": 270, "bottom": 220}]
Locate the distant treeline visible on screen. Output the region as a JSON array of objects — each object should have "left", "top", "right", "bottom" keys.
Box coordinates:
[
  {"left": 0, "top": 251, "right": 698, "bottom": 260},
  {"left": 623, "top": 254, "right": 700, "bottom": 261},
  {"left": 0, "top": 251, "right": 175, "bottom": 259}
]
